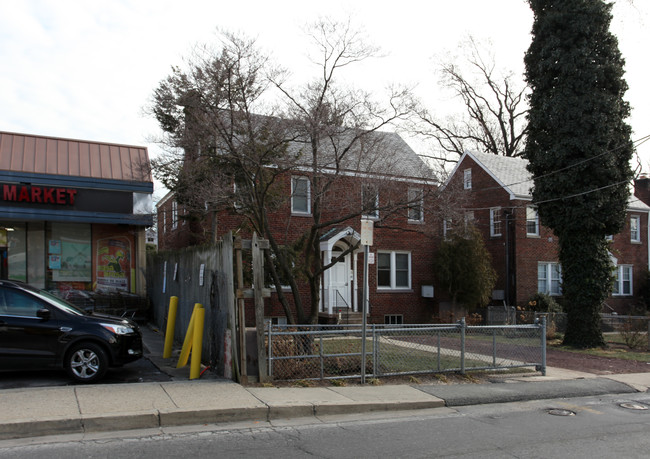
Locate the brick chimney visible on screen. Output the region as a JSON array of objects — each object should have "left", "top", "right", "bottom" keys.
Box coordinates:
[{"left": 634, "top": 174, "right": 650, "bottom": 206}]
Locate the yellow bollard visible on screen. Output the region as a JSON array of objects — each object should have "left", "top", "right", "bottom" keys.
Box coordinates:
[
  {"left": 176, "top": 303, "right": 203, "bottom": 368},
  {"left": 189, "top": 306, "right": 205, "bottom": 380},
  {"left": 163, "top": 296, "right": 178, "bottom": 359}
]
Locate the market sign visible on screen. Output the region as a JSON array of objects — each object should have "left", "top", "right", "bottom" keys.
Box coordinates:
[{"left": 2, "top": 184, "right": 77, "bottom": 205}]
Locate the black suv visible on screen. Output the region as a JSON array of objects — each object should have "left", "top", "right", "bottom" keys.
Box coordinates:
[{"left": 0, "top": 280, "right": 142, "bottom": 383}]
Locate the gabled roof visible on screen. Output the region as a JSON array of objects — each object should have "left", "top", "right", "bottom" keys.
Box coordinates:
[
  {"left": 455, "top": 150, "right": 533, "bottom": 200},
  {"left": 0, "top": 131, "right": 152, "bottom": 184},
  {"left": 450, "top": 150, "right": 650, "bottom": 211}
]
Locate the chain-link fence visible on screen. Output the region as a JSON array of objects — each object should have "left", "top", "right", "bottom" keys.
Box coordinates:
[
  {"left": 487, "top": 307, "right": 650, "bottom": 349},
  {"left": 267, "top": 319, "right": 546, "bottom": 382}
]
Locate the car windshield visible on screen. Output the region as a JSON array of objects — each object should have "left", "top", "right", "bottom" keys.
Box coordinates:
[{"left": 32, "top": 289, "right": 88, "bottom": 316}]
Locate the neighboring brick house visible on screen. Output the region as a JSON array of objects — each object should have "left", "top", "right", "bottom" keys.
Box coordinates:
[
  {"left": 444, "top": 150, "right": 649, "bottom": 313},
  {"left": 156, "top": 131, "right": 439, "bottom": 325}
]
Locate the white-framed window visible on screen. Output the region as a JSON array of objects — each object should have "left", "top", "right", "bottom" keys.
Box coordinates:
[
  {"left": 384, "top": 314, "right": 404, "bottom": 325},
  {"left": 490, "top": 207, "right": 502, "bottom": 237},
  {"left": 538, "top": 262, "right": 562, "bottom": 296},
  {"left": 362, "top": 184, "right": 379, "bottom": 219},
  {"left": 526, "top": 206, "right": 539, "bottom": 236},
  {"left": 606, "top": 235, "right": 613, "bottom": 241},
  {"left": 291, "top": 176, "right": 311, "bottom": 215},
  {"left": 464, "top": 211, "right": 475, "bottom": 227},
  {"left": 630, "top": 215, "right": 641, "bottom": 243},
  {"left": 613, "top": 265, "right": 633, "bottom": 296},
  {"left": 162, "top": 209, "right": 167, "bottom": 233},
  {"left": 171, "top": 201, "right": 178, "bottom": 230},
  {"left": 407, "top": 188, "right": 423, "bottom": 222},
  {"left": 463, "top": 169, "right": 472, "bottom": 190},
  {"left": 443, "top": 218, "right": 453, "bottom": 239},
  {"left": 377, "top": 251, "right": 411, "bottom": 290}
]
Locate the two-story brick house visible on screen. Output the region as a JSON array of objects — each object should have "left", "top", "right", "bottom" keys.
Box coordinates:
[
  {"left": 157, "top": 131, "right": 440, "bottom": 325},
  {"left": 445, "top": 150, "right": 649, "bottom": 313}
]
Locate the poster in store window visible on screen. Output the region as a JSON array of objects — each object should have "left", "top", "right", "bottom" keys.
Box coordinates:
[
  {"left": 96, "top": 237, "right": 132, "bottom": 292},
  {"left": 52, "top": 241, "right": 91, "bottom": 282}
]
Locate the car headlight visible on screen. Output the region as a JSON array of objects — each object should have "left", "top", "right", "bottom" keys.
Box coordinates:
[{"left": 101, "top": 323, "right": 135, "bottom": 335}]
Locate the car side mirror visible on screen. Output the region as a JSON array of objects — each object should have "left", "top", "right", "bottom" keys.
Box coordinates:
[{"left": 36, "top": 308, "right": 51, "bottom": 320}]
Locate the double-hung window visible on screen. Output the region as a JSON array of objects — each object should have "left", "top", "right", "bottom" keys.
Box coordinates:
[
  {"left": 408, "top": 188, "right": 423, "bottom": 222},
  {"left": 490, "top": 207, "right": 502, "bottom": 237},
  {"left": 377, "top": 251, "right": 411, "bottom": 290},
  {"left": 526, "top": 206, "right": 539, "bottom": 236},
  {"left": 291, "top": 176, "right": 311, "bottom": 215},
  {"left": 171, "top": 201, "right": 178, "bottom": 230},
  {"left": 538, "top": 262, "right": 561, "bottom": 296},
  {"left": 463, "top": 169, "right": 472, "bottom": 190},
  {"left": 630, "top": 216, "right": 641, "bottom": 243},
  {"left": 613, "top": 265, "right": 633, "bottom": 296},
  {"left": 362, "top": 184, "right": 379, "bottom": 219}
]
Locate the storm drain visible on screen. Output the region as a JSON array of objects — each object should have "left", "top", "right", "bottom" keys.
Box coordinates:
[{"left": 547, "top": 409, "right": 576, "bottom": 417}]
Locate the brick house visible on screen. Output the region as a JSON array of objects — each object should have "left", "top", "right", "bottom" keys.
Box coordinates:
[
  {"left": 157, "top": 131, "right": 440, "bottom": 325},
  {"left": 444, "top": 150, "right": 649, "bottom": 313}
]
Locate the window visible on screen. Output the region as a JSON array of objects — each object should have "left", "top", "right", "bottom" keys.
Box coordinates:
[
  {"left": 377, "top": 251, "right": 411, "bottom": 290},
  {"left": 613, "top": 265, "right": 633, "bottom": 296},
  {"left": 291, "top": 176, "right": 310, "bottom": 214},
  {"left": 408, "top": 188, "right": 423, "bottom": 222},
  {"left": 538, "top": 262, "right": 562, "bottom": 296},
  {"left": 443, "top": 218, "right": 453, "bottom": 239},
  {"left": 463, "top": 169, "right": 472, "bottom": 190},
  {"left": 384, "top": 314, "right": 403, "bottom": 325},
  {"left": 490, "top": 208, "right": 502, "bottom": 237},
  {"left": 0, "top": 289, "right": 44, "bottom": 317},
  {"left": 362, "top": 184, "right": 379, "bottom": 219},
  {"left": 526, "top": 206, "right": 539, "bottom": 236},
  {"left": 171, "top": 201, "right": 178, "bottom": 230},
  {"left": 630, "top": 215, "right": 640, "bottom": 243},
  {"left": 162, "top": 209, "right": 167, "bottom": 233}
]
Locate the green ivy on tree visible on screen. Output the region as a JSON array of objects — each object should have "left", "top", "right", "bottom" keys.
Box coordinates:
[{"left": 524, "top": 0, "right": 634, "bottom": 347}]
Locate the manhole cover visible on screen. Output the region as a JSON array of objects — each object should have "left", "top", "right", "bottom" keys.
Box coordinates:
[
  {"left": 548, "top": 409, "right": 576, "bottom": 416},
  {"left": 619, "top": 402, "right": 649, "bottom": 411}
]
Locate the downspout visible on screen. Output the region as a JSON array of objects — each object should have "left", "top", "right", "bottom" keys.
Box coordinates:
[{"left": 504, "top": 210, "right": 511, "bottom": 305}]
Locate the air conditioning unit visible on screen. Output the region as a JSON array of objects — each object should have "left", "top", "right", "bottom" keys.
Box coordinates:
[{"left": 421, "top": 285, "right": 434, "bottom": 298}]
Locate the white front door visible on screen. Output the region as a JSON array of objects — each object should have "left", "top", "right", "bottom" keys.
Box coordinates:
[{"left": 331, "top": 250, "right": 350, "bottom": 309}]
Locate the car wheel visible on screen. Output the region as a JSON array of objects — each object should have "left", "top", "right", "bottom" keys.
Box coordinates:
[{"left": 66, "top": 342, "right": 108, "bottom": 383}]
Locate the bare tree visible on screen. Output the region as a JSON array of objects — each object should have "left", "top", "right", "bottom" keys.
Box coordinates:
[
  {"left": 267, "top": 18, "right": 435, "bottom": 324},
  {"left": 149, "top": 24, "right": 437, "bottom": 325},
  {"left": 415, "top": 37, "right": 529, "bottom": 166}
]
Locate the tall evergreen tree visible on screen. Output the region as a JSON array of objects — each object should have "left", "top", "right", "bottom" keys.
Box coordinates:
[{"left": 524, "top": 0, "right": 634, "bottom": 347}]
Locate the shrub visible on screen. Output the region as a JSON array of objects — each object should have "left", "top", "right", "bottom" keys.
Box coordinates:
[{"left": 527, "top": 293, "right": 562, "bottom": 313}]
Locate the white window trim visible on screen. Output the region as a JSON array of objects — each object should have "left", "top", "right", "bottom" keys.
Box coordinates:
[
  {"left": 443, "top": 218, "right": 452, "bottom": 239},
  {"left": 377, "top": 251, "right": 411, "bottom": 290},
  {"left": 171, "top": 201, "right": 178, "bottom": 230},
  {"left": 162, "top": 209, "right": 167, "bottom": 233},
  {"left": 490, "top": 207, "right": 502, "bottom": 237},
  {"left": 291, "top": 176, "right": 311, "bottom": 215},
  {"left": 526, "top": 206, "right": 539, "bottom": 237},
  {"left": 408, "top": 188, "right": 424, "bottom": 223},
  {"left": 630, "top": 215, "right": 641, "bottom": 243},
  {"left": 538, "top": 262, "right": 562, "bottom": 296},
  {"left": 463, "top": 169, "right": 472, "bottom": 190},
  {"left": 612, "top": 265, "right": 633, "bottom": 296}
]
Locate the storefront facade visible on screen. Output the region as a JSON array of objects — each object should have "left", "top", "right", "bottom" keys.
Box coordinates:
[{"left": 0, "top": 131, "right": 153, "bottom": 295}]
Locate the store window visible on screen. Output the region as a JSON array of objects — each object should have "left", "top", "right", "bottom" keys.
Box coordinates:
[{"left": 48, "top": 223, "right": 92, "bottom": 290}]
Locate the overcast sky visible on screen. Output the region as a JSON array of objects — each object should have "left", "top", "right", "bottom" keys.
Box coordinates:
[{"left": 1, "top": 0, "right": 648, "bottom": 200}]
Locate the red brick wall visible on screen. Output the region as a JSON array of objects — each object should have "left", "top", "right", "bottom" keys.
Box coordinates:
[{"left": 449, "top": 155, "right": 649, "bottom": 313}]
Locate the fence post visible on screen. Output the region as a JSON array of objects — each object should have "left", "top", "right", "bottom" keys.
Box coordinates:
[
  {"left": 538, "top": 315, "right": 547, "bottom": 376},
  {"left": 320, "top": 334, "right": 324, "bottom": 381},
  {"left": 268, "top": 324, "right": 273, "bottom": 378},
  {"left": 460, "top": 317, "right": 466, "bottom": 375},
  {"left": 372, "top": 325, "right": 377, "bottom": 377},
  {"left": 492, "top": 328, "right": 497, "bottom": 368}
]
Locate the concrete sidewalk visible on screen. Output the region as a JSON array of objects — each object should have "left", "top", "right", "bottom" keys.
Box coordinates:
[{"left": 0, "top": 325, "right": 648, "bottom": 441}]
